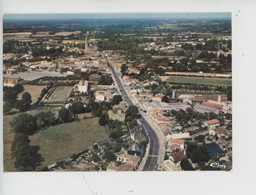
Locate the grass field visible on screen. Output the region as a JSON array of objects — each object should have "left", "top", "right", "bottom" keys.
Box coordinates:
[
  {"left": 45, "top": 86, "right": 73, "bottom": 103},
  {"left": 18, "top": 85, "right": 48, "bottom": 104},
  {"left": 3, "top": 108, "right": 59, "bottom": 171},
  {"left": 29, "top": 117, "right": 108, "bottom": 168},
  {"left": 166, "top": 76, "right": 232, "bottom": 86}
]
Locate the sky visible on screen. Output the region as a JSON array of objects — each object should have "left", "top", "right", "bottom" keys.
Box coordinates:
[{"left": 3, "top": 13, "right": 231, "bottom": 21}]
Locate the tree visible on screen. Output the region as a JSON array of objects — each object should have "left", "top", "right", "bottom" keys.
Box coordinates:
[
  {"left": 10, "top": 113, "right": 38, "bottom": 135},
  {"left": 14, "top": 144, "right": 44, "bottom": 171},
  {"left": 99, "top": 113, "right": 109, "bottom": 126},
  {"left": 181, "top": 158, "right": 194, "bottom": 170},
  {"left": 102, "top": 150, "right": 117, "bottom": 162},
  {"left": 121, "top": 64, "right": 128, "bottom": 75},
  {"left": 70, "top": 102, "right": 86, "bottom": 115},
  {"left": 125, "top": 105, "right": 139, "bottom": 120},
  {"left": 58, "top": 108, "right": 71, "bottom": 122},
  {"left": 113, "top": 142, "right": 122, "bottom": 153},
  {"left": 22, "top": 92, "right": 32, "bottom": 104},
  {"left": 40, "top": 88, "right": 47, "bottom": 97},
  {"left": 227, "top": 86, "right": 232, "bottom": 101},
  {"left": 98, "top": 74, "right": 113, "bottom": 85},
  {"left": 3, "top": 89, "right": 18, "bottom": 102},
  {"left": 3, "top": 102, "right": 12, "bottom": 114},
  {"left": 15, "top": 100, "right": 30, "bottom": 112},
  {"left": 112, "top": 95, "right": 123, "bottom": 105},
  {"left": 13, "top": 83, "right": 24, "bottom": 93},
  {"left": 161, "top": 95, "right": 169, "bottom": 103},
  {"left": 11, "top": 133, "right": 30, "bottom": 158},
  {"left": 35, "top": 111, "right": 56, "bottom": 129}
]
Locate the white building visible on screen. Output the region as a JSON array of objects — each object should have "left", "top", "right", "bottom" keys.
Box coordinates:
[{"left": 74, "top": 80, "right": 88, "bottom": 93}]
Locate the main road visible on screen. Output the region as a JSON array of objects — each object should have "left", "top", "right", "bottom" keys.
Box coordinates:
[{"left": 109, "top": 63, "right": 161, "bottom": 171}]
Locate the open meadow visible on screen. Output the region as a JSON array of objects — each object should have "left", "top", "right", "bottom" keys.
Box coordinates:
[
  {"left": 29, "top": 117, "right": 108, "bottom": 168},
  {"left": 3, "top": 110, "right": 108, "bottom": 171}
]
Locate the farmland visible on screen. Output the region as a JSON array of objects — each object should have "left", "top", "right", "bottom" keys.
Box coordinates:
[
  {"left": 29, "top": 117, "right": 108, "bottom": 168},
  {"left": 44, "top": 86, "right": 73, "bottom": 104},
  {"left": 17, "top": 85, "right": 48, "bottom": 104},
  {"left": 166, "top": 76, "right": 232, "bottom": 86}
]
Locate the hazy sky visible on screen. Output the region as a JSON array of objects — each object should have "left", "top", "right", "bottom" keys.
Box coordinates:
[{"left": 4, "top": 13, "right": 231, "bottom": 21}]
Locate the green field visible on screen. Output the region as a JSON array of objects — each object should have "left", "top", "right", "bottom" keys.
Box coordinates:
[
  {"left": 166, "top": 76, "right": 232, "bottom": 86},
  {"left": 45, "top": 86, "right": 73, "bottom": 104},
  {"left": 29, "top": 117, "right": 108, "bottom": 168}
]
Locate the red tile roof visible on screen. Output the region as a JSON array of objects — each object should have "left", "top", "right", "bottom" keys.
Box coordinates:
[
  {"left": 204, "top": 119, "right": 220, "bottom": 125},
  {"left": 171, "top": 151, "right": 187, "bottom": 164},
  {"left": 202, "top": 102, "right": 222, "bottom": 109},
  {"left": 169, "top": 139, "right": 185, "bottom": 145},
  {"left": 154, "top": 94, "right": 164, "bottom": 99}
]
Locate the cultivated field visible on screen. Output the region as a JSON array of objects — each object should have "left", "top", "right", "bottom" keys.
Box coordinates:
[
  {"left": 44, "top": 86, "right": 73, "bottom": 104},
  {"left": 166, "top": 76, "right": 232, "bottom": 86},
  {"left": 17, "top": 85, "right": 48, "bottom": 104},
  {"left": 29, "top": 118, "right": 108, "bottom": 168}
]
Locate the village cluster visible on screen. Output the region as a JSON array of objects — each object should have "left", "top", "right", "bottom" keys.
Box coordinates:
[{"left": 3, "top": 16, "right": 232, "bottom": 171}]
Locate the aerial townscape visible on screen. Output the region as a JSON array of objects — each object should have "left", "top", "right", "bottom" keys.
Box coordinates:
[{"left": 3, "top": 13, "right": 232, "bottom": 172}]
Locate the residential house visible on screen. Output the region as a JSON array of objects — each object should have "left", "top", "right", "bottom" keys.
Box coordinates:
[
  {"left": 117, "top": 154, "right": 140, "bottom": 170},
  {"left": 209, "top": 126, "right": 231, "bottom": 139},
  {"left": 108, "top": 107, "right": 126, "bottom": 121},
  {"left": 203, "top": 119, "right": 220, "bottom": 128},
  {"left": 127, "top": 142, "right": 144, "bottom": 156},
  {"left": 94, "top": 139, "right": 110, "bottom": 149},
  {"left": 169, "top": 151, "right": 187, "bottom": 167},
  {"left": 73, "top": 80, "right": 88, "bottom": 94},
  {"left": 3, "top": 78, "right": 19, "bottom": 87},
  {"left": 167, "top": 139, "right": 185, "bottom": 152},
  {"left": 130, "top": 125, "right": 147, "bottom": 143},
  {"left": 152, "top": 94, "right": 164, "bottom": 102}
]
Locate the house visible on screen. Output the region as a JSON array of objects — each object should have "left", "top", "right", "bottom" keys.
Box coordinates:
[
  {"left": 94, "top": 139, "right": 110, "bottom": 149},
  {"left": 203, "top": 119, "right": 220, "bottom": 128},
  {"left": 169, "top": 151, "right": 187, "bottom": 167},
  {"left": 3, "top": 78, "right": 19, "bottom": 87},
  {"left": 130, "top": 125, "right": 147, "bottom": 142},
  {"left": 167, "top": 139, "right": 185, "bottom": 152},
  {"left": 6, "top": 68, "right": 17, "bottom": 75},
  {"left": 95, "top": 93, "right": 105, "bottom": 101},
  {"left": 170, "top": 133, "right": 191, "bottom": 140},
  {"left": 209, "top": 126, "right": 231, "bottom": 139},
  {"left": 127, "top": 142, "right": 144, "bottom": 156},
  {"left": 117, "top": 154, "right": 140, "bottom": 170},
  {"left": 108, "top": 107, "right": 126, "bottom": 121},
  {"left": 73, "top": 80, "right": 88, "bottom": 94},
  {"left": 152, "top": 94, "right": 164, "bottom": 102}
]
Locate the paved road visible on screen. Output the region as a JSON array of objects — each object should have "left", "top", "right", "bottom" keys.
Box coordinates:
[{"left": 109, "top": 64, "right": 160, "bottom": 171}]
